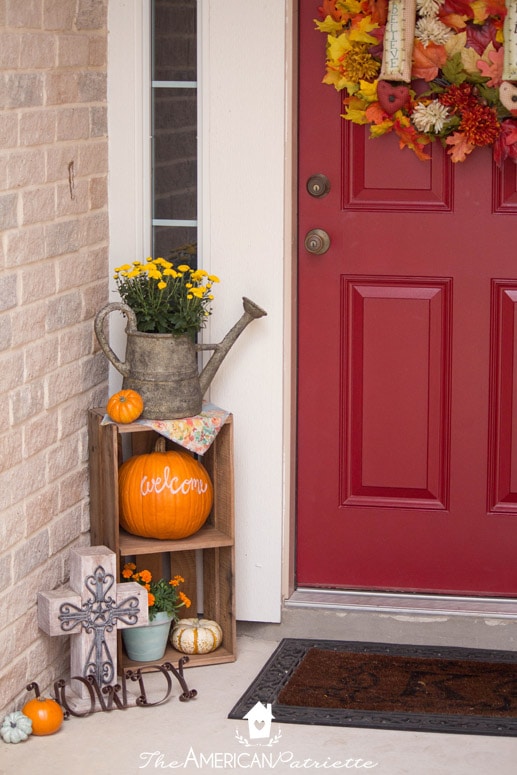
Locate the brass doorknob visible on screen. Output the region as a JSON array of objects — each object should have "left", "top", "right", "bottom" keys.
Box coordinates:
[{"left": 304, "top": 228, "right": 331, "bottom": 255}]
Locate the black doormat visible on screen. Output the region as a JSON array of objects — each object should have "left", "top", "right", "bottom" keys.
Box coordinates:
[{"left": 228, "top": 638, "right": 517, "bottom": 736}]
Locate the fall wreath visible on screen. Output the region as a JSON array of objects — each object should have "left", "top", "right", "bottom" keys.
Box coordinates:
[{"left": 316, "top": 0, "right": 517, "bottom": 163}]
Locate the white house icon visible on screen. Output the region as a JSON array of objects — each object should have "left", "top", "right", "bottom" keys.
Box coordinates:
[{"left": 243, "top": 701, "right": 275, "bottom": 739}]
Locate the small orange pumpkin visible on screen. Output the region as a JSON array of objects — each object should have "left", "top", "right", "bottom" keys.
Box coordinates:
[
  {"left": 119, "top": 439, "right": 213, "bottom": 539},
  {"left": 22, "top": 696, "right": 63, "bottom": 736},
  {"left": 106, "top": 389, "right": 144, "bottom": 424}
]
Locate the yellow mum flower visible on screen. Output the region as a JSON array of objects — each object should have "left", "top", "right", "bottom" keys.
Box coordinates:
[
  {"left": 190, "top": 287, "right": 205, "bottom": 299},
  {"left": 154, "top": 257, "right": 173, "bottom": 269},
  {"left": 177, "top": 264, "right": 191, "bottom": 272},
  {"left": 157, "top": 281, "right": 167, "bottom": 290}
]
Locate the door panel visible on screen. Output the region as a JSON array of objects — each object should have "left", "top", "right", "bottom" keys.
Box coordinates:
[
  {"left": 343, "top": 278, "right": 451, "bottom": 510},
  {"left": 344, "top": 125, "right": 452, "bottom": 210},
  {"left": 297, "top": 0, "right": 517, "bottom": 595}
]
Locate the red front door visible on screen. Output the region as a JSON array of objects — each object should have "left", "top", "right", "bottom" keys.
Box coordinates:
[{"left": 297, "top": 0, "right": 517, "bottom": 595}]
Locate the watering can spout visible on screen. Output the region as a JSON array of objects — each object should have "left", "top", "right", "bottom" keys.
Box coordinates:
[{"left": 198, "top": 297, "right": 267, "bottom": 395}]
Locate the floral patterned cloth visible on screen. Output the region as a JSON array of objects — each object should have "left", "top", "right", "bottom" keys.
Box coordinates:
[{"left": 102, "top": 402, "right": 230, "bottom": 455}]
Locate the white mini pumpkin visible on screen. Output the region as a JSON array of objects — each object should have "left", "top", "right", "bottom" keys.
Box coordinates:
[
  {"left": 1, "top": 711, "right": 32, "bottom": 743},
  {"left": 170, "top": 618, "right": 223, "bottom": 654}
]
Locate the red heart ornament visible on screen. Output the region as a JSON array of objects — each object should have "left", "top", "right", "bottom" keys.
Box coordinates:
[{"left": 377, "top": 80, "right": 410, "bottom": 115}]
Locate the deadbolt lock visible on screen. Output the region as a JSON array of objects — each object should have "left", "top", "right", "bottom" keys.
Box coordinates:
[{"left": 307, "top": 174, "right": 330, "bottom": 198}]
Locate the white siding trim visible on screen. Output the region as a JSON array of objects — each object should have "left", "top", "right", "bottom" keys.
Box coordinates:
[{"left": 107, "top": 0, "right": 151, "bottom": 394}]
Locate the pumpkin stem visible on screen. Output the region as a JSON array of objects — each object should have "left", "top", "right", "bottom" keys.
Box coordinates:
[{"left": 154, "top": 436, "right": 167, "bottom": 453}]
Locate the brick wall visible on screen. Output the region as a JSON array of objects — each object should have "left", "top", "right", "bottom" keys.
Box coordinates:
[{"left": 0, "top": 0, "right": 109, "bottom": 715}]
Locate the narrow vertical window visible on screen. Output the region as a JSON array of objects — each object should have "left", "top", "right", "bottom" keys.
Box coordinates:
[{"left": 152, "top": 0, "right": 197, "bottom": 262}]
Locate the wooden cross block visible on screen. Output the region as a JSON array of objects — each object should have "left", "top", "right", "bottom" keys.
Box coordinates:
[{"left": 38, "top": 545, "right": 148, "bottom": 700}]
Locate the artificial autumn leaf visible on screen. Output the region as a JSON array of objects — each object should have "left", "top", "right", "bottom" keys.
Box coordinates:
[
  {"left": 442, "top": 51, "right": 468, "bottom": 83},
  {"left": 439, "top": 0, "right": 475, "bottom": 20},
  {"left": 445, "top": 131, "right": 476, "bottom": 161},
  {"left": 315, "top": 15, "right": 345, "bottom": 34},
  {"left": 476, "top": 82, "right": 500, "bottom": 105},
  {"left": 327, "top": 31, "right": 353, "bottom": 62},
  {"left": 440, "top": 12, "right": 468, "bottom": 31},
  {"left": 493, "top": 121, "right": 517, "bottom": 166},
  {"left": 502, "top": 120, "right": 517, "bottom": 146},
  {"left": 367, "top": 0, "right": 388, "bottom": 25},
  {"left": 318, "top": 0, "right": 347, "bottom": 21},
  {"left": 357, "top": 78, "right": 379, "bottom": 102},
  {"left": 445, "top": 32, "right": 467, "bottom": 59},
  {"left": 460, "top": 45, "right": 483, "bottom": 75},
  {"left": 349, "top": 14, "right": 379, "bottom": 45},
  {"left": 466, "top": 19, "right": 498, "bottom": 55},
  {"left": 323, "top": 67, "right": 357, "bottom": 93},
  {"left": 476, "top": 44, "right": 504, "bottom": 86},
  {"left": 471, "top": 0, "right": 490, "bottom": 24},
  {"left": 342, "top": 96, "right": 370, "bottom": 123},
  {"left": 393, "top": 116, "right": 432, "bottom": 160},
  {"left": 480, "top": 0, "right": 506, "bottom": 19},
  {"left": 412, "top": 40, "right": 448, "bottom": 81},
  {"left": 370, "top": 118, "right": 396, "bottom": 136},
  {"left": 365, "top": 102, "right": 388, "bottom": 123}
]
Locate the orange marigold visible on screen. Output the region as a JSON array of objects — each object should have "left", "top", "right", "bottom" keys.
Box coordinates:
[{"left": 139, "top": 570, "right": 152, "bottom": 584}]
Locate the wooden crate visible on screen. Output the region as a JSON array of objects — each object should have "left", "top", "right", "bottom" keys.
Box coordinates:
[{"left": 88, "top": 408, "right": 236, "bottom": 668}]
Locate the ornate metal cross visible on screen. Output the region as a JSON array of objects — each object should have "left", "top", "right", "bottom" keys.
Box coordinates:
[{"left": 38, "top": 546, "right": 148, "bottom": 700}]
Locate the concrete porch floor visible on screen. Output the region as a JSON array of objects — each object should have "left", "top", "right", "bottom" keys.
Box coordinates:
[{"left": 4, "top": 613, "right": 517, "bottom": 775}]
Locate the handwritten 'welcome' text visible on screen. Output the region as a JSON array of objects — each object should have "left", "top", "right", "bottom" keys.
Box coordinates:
[{"left": 140, "top": 467, "right": 209, "bottom": 498}]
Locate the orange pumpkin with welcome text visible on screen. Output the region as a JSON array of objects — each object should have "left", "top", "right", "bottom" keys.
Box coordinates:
[
  {"left": 106, "top": 389, "right": 144, "bottom": 424},
  {"left": 119, "top": 439, "right": 213, "bottom": 539}
]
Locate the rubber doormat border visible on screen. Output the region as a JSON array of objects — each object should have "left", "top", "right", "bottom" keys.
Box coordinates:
[{"left": 228, "top": 638, "right": 517, "bottom": 736}]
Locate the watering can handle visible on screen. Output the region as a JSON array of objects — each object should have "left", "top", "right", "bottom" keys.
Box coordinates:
[{"left": 94, "top": 302, "right": 138, "bottom": 377}]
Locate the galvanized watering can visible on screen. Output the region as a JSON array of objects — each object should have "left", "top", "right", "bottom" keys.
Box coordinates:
[{"left": 94, "top": 297, "right": 267, "bottom": 419}]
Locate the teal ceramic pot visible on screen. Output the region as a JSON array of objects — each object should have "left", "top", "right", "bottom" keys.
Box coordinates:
[{"left": 122, "top": 611, "right": 173, "bottom": 662}]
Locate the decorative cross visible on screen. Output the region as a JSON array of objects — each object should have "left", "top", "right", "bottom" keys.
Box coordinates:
[{"left": 38, "top": 546, "right": 148, "bottom": 700}]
